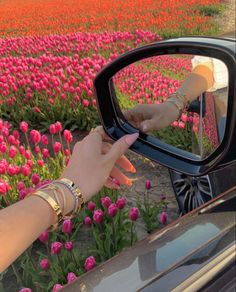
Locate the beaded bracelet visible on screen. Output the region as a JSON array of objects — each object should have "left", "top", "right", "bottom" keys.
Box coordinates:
[{"left": 53, "top": 178, "right": 85, "bottom": 217}]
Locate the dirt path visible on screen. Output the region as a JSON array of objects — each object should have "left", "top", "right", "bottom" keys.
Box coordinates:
[{"left": 215, "top": 0, "right": 235, "bottom": 35}]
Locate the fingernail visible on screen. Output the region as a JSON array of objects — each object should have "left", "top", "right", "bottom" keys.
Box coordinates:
[
  {"left": 124, "top": 133, "right": 139, "bottom": 146},
  {"left": 126, "top": 179, "right": 132, "bottom": 186},
  {"left": 130, "top": 166, "right": 136, "bottom": 173}
]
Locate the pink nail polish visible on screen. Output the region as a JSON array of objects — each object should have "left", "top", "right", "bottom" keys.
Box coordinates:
[{"left": 124, "top": 133, "right": 139, "bottom": 146}]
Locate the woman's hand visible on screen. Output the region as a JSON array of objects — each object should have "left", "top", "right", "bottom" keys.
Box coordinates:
[
  {"left": 123, "top": 102, "right": 180, "bottom": 133},
  {"left": 61, "top": 126, "right": 139, "bottom": 202}
]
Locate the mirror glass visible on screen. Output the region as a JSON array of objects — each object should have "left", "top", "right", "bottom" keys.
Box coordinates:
[{"left": 112, "top": 54, "right": 228, "bottom": 160}]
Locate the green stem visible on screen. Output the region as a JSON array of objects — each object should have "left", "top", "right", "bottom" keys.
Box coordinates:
[
  {"left": 130, "top": 222, "right": 134, "bottom": 246},
  {"left": 11, "top": 263, "right": 23, "bottom": 287},
  {"left": 26, "top": 249, "right": 37, "bottom": 270},
  {"left": 112, "top": 219, "right": 117, "bottom": 254}
]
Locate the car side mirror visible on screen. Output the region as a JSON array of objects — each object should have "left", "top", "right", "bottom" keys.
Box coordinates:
[{"left": 94, "top": 37, "right": 236, "bottom": 176}]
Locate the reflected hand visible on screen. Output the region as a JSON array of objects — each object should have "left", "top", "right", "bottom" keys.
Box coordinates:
[{"left": 123, "top": 102, "right": 180, "bottom": 133}]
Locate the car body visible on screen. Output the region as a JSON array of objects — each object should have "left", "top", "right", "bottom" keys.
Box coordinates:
[
  {"left": 63, "top": 187, "right": 236, "bottom": 291},
  {"left": 62, "top": 37, "right": 236, "bottom": 291}
]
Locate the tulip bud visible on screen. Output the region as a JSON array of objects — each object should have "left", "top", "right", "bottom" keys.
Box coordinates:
[
  {"left": 145, "top": 179, "right": 151, "bottom": 190},
  {"left": 101, "top": 196, "right": 112, "bottom": 209},
  {"left": 87, "top": 201, "right": 95, "bottom": 211},
  {"left": 64, "top": 241, "right": 73, "bottom": 251},
  {"left": 53, "top": 142, "right": 61, "bottom": 153},
  {"left": 51, "top": 242, "right": 63, "bottom": 254},
  {"left": 84, "top": 256, "right": 96, "bottom": 271},
  {"left": 19, "top": 288, "right": 32, "bottom": 292},
  {"left": 52, "top": 284, "right": 63, "bottom": 292},
  {"left": 38, "top": 231, "right": 49, "bottom": 243},
  {"left": 55, "top": 121, "right": 62, "bottom": 133},
  {"left": 49, "top": 124, "right": 56, "bottom": 135},
  {"left": 39, "top": 258, "right": 50, "bottom": 271},
  {"left": 84, "top": 216, "right": 92, "bottom": 227},
  {"left": 159, "top": 211, "right": 168, "bottom": 224},
  {"left": 67, "top": 272, "right": 77, "bottom": 283},
  {"left": 20, "top": 121, "right": 28, "bottom": 133},
  {"left": 129, "top": 207, "right": 139, "bottom": 221},
  {"left": 116, "top": 197, "right": 126, "bottom": 209},
  {"left": 62, "top": 219, "right": 73, "bottom": 234},
  {"left": 108, "top": 203, "right": 118, "bottom": 217},
  {"left": 93, "top": 209, "right": 104, "bottom": 224}
]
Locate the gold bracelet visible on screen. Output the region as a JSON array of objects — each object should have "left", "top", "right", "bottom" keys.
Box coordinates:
[
  {"left": 39, "top": 184, "right": 66, "bottom": 216},
  {"left": 32, "top": 190, "right": 63, "bottom": 231}
]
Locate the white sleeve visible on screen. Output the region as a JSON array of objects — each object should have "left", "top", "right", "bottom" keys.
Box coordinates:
[{"left": 191, "top": 56, "right": 228, "bottom": 92}]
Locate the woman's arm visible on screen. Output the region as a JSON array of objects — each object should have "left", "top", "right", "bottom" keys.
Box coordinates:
[
  {"left": 124, "top": 63, "right": 215, "bottom": 132},
  {"left": 0, "top": 127, "right": 138, "bottom": 272}
]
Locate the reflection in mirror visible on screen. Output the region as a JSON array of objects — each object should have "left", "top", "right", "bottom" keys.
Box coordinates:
[{"left": 112, "top": 55, "right": 228, "bottom": 160}]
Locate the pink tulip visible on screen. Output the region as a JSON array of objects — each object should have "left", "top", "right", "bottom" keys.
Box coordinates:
[
  {"left": 87, "top": 201, "right": 96, "bottom": 211},
  {"left": 93, "top": 209, "right": 104, "bottom": 224},
  {"left": 145, "top": 179, "right": 151, "bottom": 190},
  {"left": 62, "top": 219, "right": 73, "bottom": 234},
  {"left": 8, "top": 135, "right": 16, "bottom": 145},
  {"left": 159, "top": 211, "right": 168, "bottom": 224},
  {"left": 17, "top": 181, "right": 25, "bottom": 191},
  {"left": 25, "top": 150, "right": 31, "bottom": 159},
  {"left": 37, "top": 160, "right": 44, "bottom": 167},
  {"left": 101, "top": 196, "right": 112, "bottom": 208},
  {"left": 41, "top": 135, "right": 48, "bottom": 145},
  {"left": 53, "top": 142, "right": 61, "bottom": 153},
  {"left": 63, "top": 129, "right": 73, "bottom": 143},
  {"left": 64, "top": 241, "right": 73, "bottom": 251},
  {"left": 42, "top": 148, "right": 50, "bottom": 158},
  {"left": 178, "top": 121, "right": 185, "bottom": 129},
  {"left": 83, "top": 99, "right": 89, "bottom": 107},
  {"left": 49, "top": 124, "right": 56, "bottom": 135},
  {"left": 55, "top": 121, "right": 62, "bottom": 132},
  {"left": 7, "top": 164, "right": 16, "bottom": 176},
  {"left": 84, "top": 216, "right": 92, "bottom": 227},
  {"left": 30, "top": 130, "right": 41, "bottom": 144},
  {"left": 67, "top": 272, "right": 77, "bottom": 283},
  {"left": 52, "top": 284, "right": 63, "bottom": 292},
  {"left": 31, "top": 173, "right": 40, "bottom": 185},
  {"left": 20, "top": 121, "right": 28, "bottom": 133},
  {"left": 39, "top": 258, "right": 50, "bottom": 271},
  {"left": 0, "top": 181, "right": 10, "bottom": 195},
  {"left": 19, "top": 189, "right": 27, "bottom": 200},
  {"left": 18, "top": 288, "right": 32, "bottom": 292},
  {"left": 0, "top": 142, "right": 7, "bottom": 153},
  {"left": 129, "top": 207, "right": 139, "bottom": 221},
  {"left": 116, "top": 197, "right": 126, "bottom": 209},
  {"left": 19, "top": 146, "right": 25, "bottom": 155},
  {"left": 84, "top": 256, "right": 96, "bottom": 271},
  {"left": 108, "top": 203, "right": 118, "bottom": 217},
  {"left": 38, "top": 231, "right": 49, "bottom": 243},
  {"left": 51, "top": 242, "right": 63, "bottom": 254},
  {"left": 22, "top": 164, "right": 31, "bottom": 176}
]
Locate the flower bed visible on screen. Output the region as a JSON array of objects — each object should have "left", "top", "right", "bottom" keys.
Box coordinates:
[
  {"left": 0, "top": 0, "right": 222, "bottom": 37},
  {"left": 0, "top": 119, "right": 168, "bottom": 291}
]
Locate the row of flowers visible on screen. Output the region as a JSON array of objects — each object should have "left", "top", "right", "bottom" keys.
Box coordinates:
[{"left": 0, "top": 0, "right": 221, "bottom": 37}]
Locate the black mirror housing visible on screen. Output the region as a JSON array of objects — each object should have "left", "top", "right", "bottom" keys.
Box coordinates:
[{"left": 94, "top": 37, "right": 236, "bottom": 176}]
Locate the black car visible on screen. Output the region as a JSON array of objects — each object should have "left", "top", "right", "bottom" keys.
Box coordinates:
[{"left": 62, "top": 37, "right": 236, "bottom": 291}]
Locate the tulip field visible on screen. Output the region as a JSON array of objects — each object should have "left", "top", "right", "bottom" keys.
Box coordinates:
[{"left": 0, "top": 0, "right": 224, "bottom": 291}]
